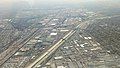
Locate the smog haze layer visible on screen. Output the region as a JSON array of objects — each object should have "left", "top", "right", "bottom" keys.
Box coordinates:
[{"left": 0, "top": 0, "right": 120, "bottom": 17}]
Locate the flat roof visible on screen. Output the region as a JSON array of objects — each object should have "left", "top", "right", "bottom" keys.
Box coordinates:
[
  {"left": 54, "top": 56, "right": 63, "bottom": 60},
  {"left": 50, "top": 33, "right": 57, "bottom": 36}
]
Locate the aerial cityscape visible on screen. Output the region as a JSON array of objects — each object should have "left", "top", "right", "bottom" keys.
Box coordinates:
[{"left": 0, "top": 0, "right": 120, "bottom": 68}]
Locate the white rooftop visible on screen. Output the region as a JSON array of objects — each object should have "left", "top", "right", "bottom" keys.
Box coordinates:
[
  {"left": 54, "top": 56, "right": 63, "bottom": 60},
  {"left": 50, "top": 33, "right": 57, "bottom": 36},
  {"left": 60, "top": 30, "right": 69, "bottom": 32}
]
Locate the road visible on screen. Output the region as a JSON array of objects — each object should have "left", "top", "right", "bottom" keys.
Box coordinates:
[
  {"left": 0, "top": 11, "right": 61, "bottom": 67},
  {"left": 25, "top": 20, "right": 89, "bottom": 68},
  {"left": 1, "top": 13, "right": 119, "bottom": 68},
  {"left": 25, "top": 30, "right": 76, "bottom": 68},
  {"left": 0, "top": 28, "right": 40, "bottom": 67},
  {"left": 25, "top": 15, "right": 120, "bottom": 68},
  {"left": 42, "top": 28, "right": 120, "bottom": 68}
]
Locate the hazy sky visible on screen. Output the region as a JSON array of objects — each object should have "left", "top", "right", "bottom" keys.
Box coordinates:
[
  {"left": 0, "top": 0, "right": 99, "bottom": 7},
  {"left": 0, "top": 0, "right": 112, "bottom": 4},
  {"left": 0, "top": 0, "right": 119, "bottom": 4},
  {"left": 0, "top": 0, "right": 119, "bottom": 9},
  {"left": 28, "top": 0, "right": 106, "bottom": 4}
]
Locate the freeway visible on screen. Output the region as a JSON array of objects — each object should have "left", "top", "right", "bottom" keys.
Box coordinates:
[
  {"left": 0, "top": 10, "right": 61, "bottom": 67},
  {"left": 45, "top": 29, "right": 120, "bottom": 68},
  {"left": 25, "top": 30, "right": 76, "bottom": 68},
  {"left": 0, "top": 18, "right": 54, "bottom": 67},
  {"left": 0, "top": 28, "right": 40, "bottom": 67},
  {"left": 25, "top": 17, "right": 93, "bottom": 68},
  {"left": 25, "top": 15, "right": 115, "bottom": 68}
]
